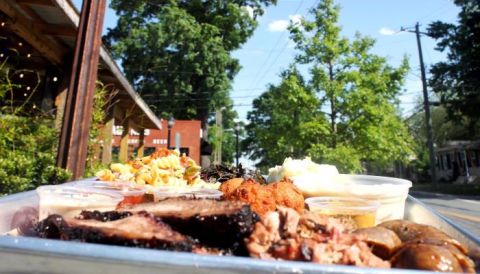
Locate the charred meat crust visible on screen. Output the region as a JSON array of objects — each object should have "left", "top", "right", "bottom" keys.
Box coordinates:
[
  {"left": 36, "top": 213, "right": 193, "bottom": 252},
  {"left": 79, "top": 210, "right": 132, "bottom": 222},
  {"left": 118, "top": 198, "right": 260, "bottom": 254},
  {"left": 160, "top": 203, "right": 259, "bottom": 253}
]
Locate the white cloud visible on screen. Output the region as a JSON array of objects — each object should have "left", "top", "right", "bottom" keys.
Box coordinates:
[
  {"left": 268, "top": 14, "right": 302, "bottom": 32},
  {"left": 268, "top": 20, "right": 289, "bottom": 32},
  {"left": 379, "top": 27, "right": 397, "bottom": 36}
]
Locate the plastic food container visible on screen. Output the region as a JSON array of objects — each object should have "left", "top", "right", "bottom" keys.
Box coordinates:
[
  {"left": 292, "top": 174, "right": 412, "bottom": 223},
  {"left": 151, "top": 186, "right": 223, "bottom": 201},
  {"left": 36, "top": 185, "right": 124, "bottom": 220},
  {"left": 65, "top": 180, "right": 148, "bottom": 205},
  {"left": 305, "top": 197, "right": 380, "bottom": 229},
  {"left": 65, "top": 180, "right": 146, "bottom": 197}
]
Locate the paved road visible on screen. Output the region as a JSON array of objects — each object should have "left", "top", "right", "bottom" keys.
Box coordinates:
[{"left": 411, "top": 191, "right": 480, "bottom": 238}]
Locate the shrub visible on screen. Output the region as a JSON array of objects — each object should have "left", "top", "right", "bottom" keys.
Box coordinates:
[{"left": 0, "top": 61, "right": 71, "bottom": 195}]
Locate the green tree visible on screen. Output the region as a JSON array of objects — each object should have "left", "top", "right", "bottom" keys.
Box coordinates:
[
  {"left": 245, "top": 67, "right": 326, "bottom": 172},
  {"left": 427, "top": 0, "right": 480, "bottom": 136},
  {"left": 246, "top": 0, "right": 413, "bottom": 173},
  {"left": 104, "top": 0, "right": 275, "bottom": 125}
]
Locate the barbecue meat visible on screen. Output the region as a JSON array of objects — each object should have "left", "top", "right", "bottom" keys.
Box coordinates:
[
  {"left": 118, "top": 198, "right": 259, "bottom": 254},
  {"left": 266, "top": 178, "right": 305, "bottom": 214},
  {"left": 80, "top": 210, "right": 132, "bottom": 222},
  {"left": 391, "top": 243, "right": 476, "bottom": 273},
  {"left": 378, "top": 219, "right": 476, "bottom": 272},
  {"left": 378, "top": 219, "right": 466, "bottom": 253},
  {"left": 353, "top": 227, "right": 402, "bottom": 259},
  {"left": 221, "top": 178, "right": 304, "bottom": 217},
  {"left": 36, "top": 212, "right": 193, "bottom": 252},
  {"left": 246, "top": 207, "right": 390, "bottom": 268},
  {"left": 220, "top": 178, "right": 245, "bottom": 196},
  {"left": 223, "top": 179, "right": 277, "bottom": 216}
]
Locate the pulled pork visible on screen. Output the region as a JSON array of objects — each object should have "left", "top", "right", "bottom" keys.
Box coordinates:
[{"left": 246, "top": 207, "right": 390, "bottom": 268}]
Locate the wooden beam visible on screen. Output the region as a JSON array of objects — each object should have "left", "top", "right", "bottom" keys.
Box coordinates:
[
  {"left": 16, "top": 0, "right": 54, "bottom": 6},
  {"left": 119, "top": 118, "right": 130, "bottom": 163},
  {"left": 16, "top": 3, "right": 76, "bottom": 49},
  {"left": 56, "top": 0, "right": 106, "bottom": 179},
  {"left": 54, "top": 85, "right": 67, "bottom": 131},
  {"left": 50, "top": 0, "right": 162, "bottom": 131},
  {"left": 51, "top": 0, "right": 79, "bottom": 26},
  {"left": 101, "top": 114, "right": 114, "bottom": 165},
  {"left": 18, "top": 3, "right": 45, "bottom": 23},
  {"left": 42, "top": 24, "right": 76, "bottom": 37},
  {"left": 0, "top": 0, "right": 65, "bottom": 65}
]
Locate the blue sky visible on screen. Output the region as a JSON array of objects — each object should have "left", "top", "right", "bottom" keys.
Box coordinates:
[{"left": 74, "top": 0, "right": 460, "bottom": 122}]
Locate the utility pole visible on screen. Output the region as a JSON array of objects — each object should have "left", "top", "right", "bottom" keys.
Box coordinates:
[{"left": 412, "top": 22, "right": 437, "bottom": 188}]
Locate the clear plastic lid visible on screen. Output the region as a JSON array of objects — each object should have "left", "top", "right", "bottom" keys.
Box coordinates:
[
  {"left": 151, "top": 186, "right": 223, "bottom": 201},
  {"left": 36, "top": 185, "right": 125, "bottom": 220},
  {"left": 305, "top": 196, "right": 380, "bottom": 214},
  {"left": 64, "top": 180, "right": 146, "bottom": 197},
  {"left": 36, "top": 185, "right": 124, "bottom": 206},
  {"left": 292, "top": 174, "right": 412, "bottom": 198}
]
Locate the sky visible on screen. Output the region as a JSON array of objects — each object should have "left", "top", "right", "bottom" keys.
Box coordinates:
[
  {"left": 73, "top": 0, "right": 460, "bottom": 123},
  {"left": 230, "top": 0, "right": 460, "bottom": 121}
]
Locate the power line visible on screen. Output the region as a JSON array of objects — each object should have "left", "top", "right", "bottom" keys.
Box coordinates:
[
  {"left": 246, "top": 0, "right": 306, "bottom": 90},
  {"left": 416, "top": 2, "right": 452, "bottom": 23}
]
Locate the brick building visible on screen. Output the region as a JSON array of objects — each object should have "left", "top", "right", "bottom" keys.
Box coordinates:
[{"left": 112, "top": 120, "right": 202, "bottom": 163}]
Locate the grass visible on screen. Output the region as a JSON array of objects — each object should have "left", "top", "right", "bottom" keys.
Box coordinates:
[{"left": 411, "top": 183, "right": 480, "bottom": 196}]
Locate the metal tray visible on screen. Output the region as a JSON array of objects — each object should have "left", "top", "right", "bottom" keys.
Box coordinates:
[{"left": 0, "top": 192, "right": 478, "bottom": 274}]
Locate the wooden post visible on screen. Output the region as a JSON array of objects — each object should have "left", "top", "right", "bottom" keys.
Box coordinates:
[
  {"left": 56, "top": 0, "right": 106, "bottom": 179},
  {"left": 101, "top": 113, "right": 114, "bottom": 165},
  {"left": 137, "top": 129, "right": 145, "bottom": 158},
  {"left": 119, "top": 118, "right": 130, "bottom": 163},
  {"left": 54, "top": 86, "right": 67, "bottom": 132}
]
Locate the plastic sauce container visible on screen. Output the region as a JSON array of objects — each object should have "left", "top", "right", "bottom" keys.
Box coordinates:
[
  {"left": 36, "top": 185, "right": 123, "bottom": 220},
  {"left": 292, "top": 174, "right": 412, "bottom": 223},
  {"left": 305, "top": 197, "right": 379, "bottom": 229}
]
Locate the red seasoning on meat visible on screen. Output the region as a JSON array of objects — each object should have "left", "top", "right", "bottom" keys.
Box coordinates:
[{"left": 221, "top": 178, "right": 304, "bottom": 217}]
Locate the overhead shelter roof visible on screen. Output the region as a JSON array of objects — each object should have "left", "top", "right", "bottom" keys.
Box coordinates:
[{"left": 0, "top": 0, "right": 162, "bottom": 130}]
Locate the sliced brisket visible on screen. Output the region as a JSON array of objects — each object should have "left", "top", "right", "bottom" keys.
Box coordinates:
[
  {"left": 118, "top": 198, "right": 259, "bottom": 254},
  {"left": 36, "top": 212, "right": 193, "bottom": 252}
]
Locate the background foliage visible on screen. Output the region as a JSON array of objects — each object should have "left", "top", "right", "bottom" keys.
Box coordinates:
[
  {"left": 105, "top": 0, "right": 277, "bottom": 164},
  {"left": 0, "top": 62, "right": 71, "bottom": 195},
  {"left": 427, "top": 0, "right": 480, "bottom": 137},
  {"left": 245, "top": 0, "right": 414, "bottom": 173},
  {"left": 83, "top": 82, "right": 117, "bottom": 177}
]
